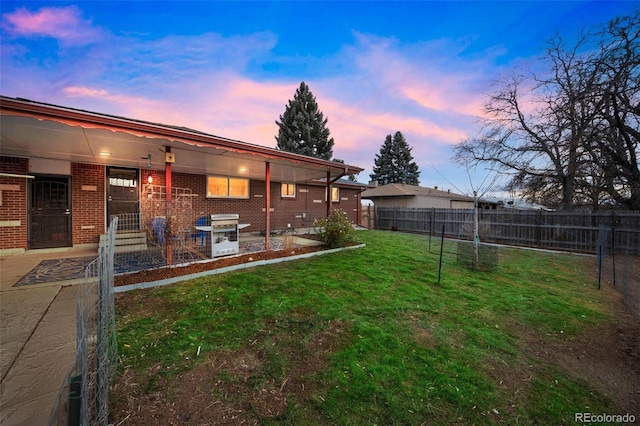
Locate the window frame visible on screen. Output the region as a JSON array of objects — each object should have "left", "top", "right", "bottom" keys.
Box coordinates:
[
  {"left": 206, "top": 176, "right": 250, "bottom": 199},
  {"left": 327, "top": 186, "right": 340, "bottom": 203},
  {"left": 281, "top": 182, "right": 296, "bottom": 198}
]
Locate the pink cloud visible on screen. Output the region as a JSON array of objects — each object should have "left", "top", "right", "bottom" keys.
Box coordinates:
[
  {"left": 399, "top": 82, "right": 485, "bottom": 118},
  {"left": 63, "top": 86, "right": 154, "bottom": 107},
  {"left": 320, "top": 91, "right": 469, "bottom": 145},
  {"left": 61, "top": 77, "right": 293, "bottom": 148},
  {"left": 348, "top": 32, "right": 490, "bottom": 118},
  {"left": 2, "top": 6, "right": 101, "bottom": 45}
]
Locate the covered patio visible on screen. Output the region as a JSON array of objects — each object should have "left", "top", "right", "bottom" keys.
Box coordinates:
[{"left": 0, "top": 96, "right": 364, "bottom": 260}]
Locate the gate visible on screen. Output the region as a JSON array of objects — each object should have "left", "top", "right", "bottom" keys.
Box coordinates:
[{"left": 29, "top": 176, "right": 72, "bottom": 249}]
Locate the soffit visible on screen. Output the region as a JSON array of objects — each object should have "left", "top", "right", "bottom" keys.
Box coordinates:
[{"left": 0, "top": 113, "right": 356, "bottom": 183}]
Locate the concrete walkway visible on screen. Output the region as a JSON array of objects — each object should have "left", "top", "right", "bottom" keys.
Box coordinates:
[{"left": 0, "top": 248, "right": 95, "bottom": 426}]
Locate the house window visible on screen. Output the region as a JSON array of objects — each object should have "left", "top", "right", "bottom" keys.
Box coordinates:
[
  {"left": 207, "top": 176, "right": 249, "bottom": 198},
  {"left": 281, "top": 183, "right": 296, "bottom": 198},
  {"left": 327, "top": 186, "right": 339, "bottom": 202},
  {"left": 109, "top": 177, "right": 136, "bottom": 188}
]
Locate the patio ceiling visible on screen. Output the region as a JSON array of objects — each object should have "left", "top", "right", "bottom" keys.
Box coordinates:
[{"left": 0, "top": 97, "right": 363, "bottom": 183}]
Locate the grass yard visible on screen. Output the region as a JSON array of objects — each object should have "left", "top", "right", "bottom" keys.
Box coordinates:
[{"left": 111, "top": 230, "right": 639, "bottom": 425}]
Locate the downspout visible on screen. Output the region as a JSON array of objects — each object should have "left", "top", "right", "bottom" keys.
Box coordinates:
[
  {"left": 165, "top": 146, "right": 172, "bottom": 264},
  {"left": 357, "top": 190, "right": 361, "bottom": 226},
  {"left": 265, "top": 162, "right": 271, "bottom": 251}
]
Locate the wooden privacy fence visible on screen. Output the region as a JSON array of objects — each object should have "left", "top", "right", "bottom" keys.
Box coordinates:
[
  {"left": 376, "top": 207, "right": 640, "bottom": 255},
  {"left": 360, "top": 204, "right": 376, "bottom": 229}
]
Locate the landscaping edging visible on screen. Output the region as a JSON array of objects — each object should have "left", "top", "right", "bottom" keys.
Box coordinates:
[{"left": 114, "top": 243, "right": 366, "bottom": 293}]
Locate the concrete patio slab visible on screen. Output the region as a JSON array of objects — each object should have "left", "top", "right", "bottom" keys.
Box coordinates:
[
  {"left": 0, "top": 286, "right": 62, "bottom": 379},
  {"left": 1, "top": 248, "right": 94, "bottom": 426}
]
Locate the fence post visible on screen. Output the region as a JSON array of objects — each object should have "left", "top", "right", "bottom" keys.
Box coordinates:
[
  {"left": 597, "top": 227, "right": 603, "bottom": 290},
  {"left": 370, "top": 204, "right": 375, "bottom": 229},
  {"left": 536, "top": 210, "right": 542, "bottom": 247},
  {"left": 438, "top": 225, "right": 445, "bottom": 284},
  {"left": 393, "top": 206, "right": 397, "bottom": 231},
  {"left": 611, "top": 211, "right": 616, "bottom": 287},
  {"left": 68, "top": 375, "right": 82, "bottom": 426}
]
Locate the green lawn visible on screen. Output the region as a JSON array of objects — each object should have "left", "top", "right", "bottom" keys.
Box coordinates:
[{"left": 113, "top": 230, "right": 617, "bottom": 424}]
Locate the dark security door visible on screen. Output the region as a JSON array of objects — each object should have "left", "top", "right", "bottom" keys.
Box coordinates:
[
  {"left": 29, "top": 176, "right": 72, "bottom": 249},
  {"left": 107, "top": 167, "right": 140, "bottom": 231}
]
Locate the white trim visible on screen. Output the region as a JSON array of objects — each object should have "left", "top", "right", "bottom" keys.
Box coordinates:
[
  {"left": 281, "top": 182, "right": 296, "bottom": 198},
  {"left": 0, "top": 173, "right": 34, "bottom": 179}
]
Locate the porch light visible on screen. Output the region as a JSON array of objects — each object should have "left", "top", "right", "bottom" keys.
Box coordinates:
[
  {"left": 239, "top": 167, "right": 247, "bottom": 173},
  {"left": 141, "top": 153, "right": 152, "bottom": 168},
  {"left": 99, "top": 151, "right": 111, "bottom": 156},
  {"left": 147, "top": 175, "right": 153, "bottom": 184}
]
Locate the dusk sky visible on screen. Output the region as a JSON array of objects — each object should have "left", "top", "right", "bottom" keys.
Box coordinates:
[{"left": 1, "top": 1, "right": 637, "bottom": 195}]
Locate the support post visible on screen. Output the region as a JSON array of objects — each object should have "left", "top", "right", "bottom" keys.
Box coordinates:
[
  {"left": 265, "top": 162, "right": 271, "bottom": 251},
  {"left": 165, "top": 146, "right": 173, "bottom": 264},
  {"left": 326, "top": 171, "right": 332, "bottom": 216}
]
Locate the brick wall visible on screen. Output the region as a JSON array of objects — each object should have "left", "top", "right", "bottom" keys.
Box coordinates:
[
  {"left": 0, "top": 156, "right": 28, "bottom": 250},
  {"left": 141, "top": 169, "right": 361, "bottom": 232},
  {"left": 1, "top": 161, "right": 360, "bottom": 251},
  {"left": 72, "top": 163, "right": 105, "bottom": 245}
]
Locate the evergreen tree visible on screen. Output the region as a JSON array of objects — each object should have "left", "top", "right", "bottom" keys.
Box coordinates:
[
  {"left": 370, "top": 131, "right": 420, "bottom": 185},
  {"left": 275, "top": 82, "right": 334, "bottom": 160}
]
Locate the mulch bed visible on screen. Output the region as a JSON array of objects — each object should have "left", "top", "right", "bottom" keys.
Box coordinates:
[{"left": 114, "top": 245, "right": 326, "bottom": 287}]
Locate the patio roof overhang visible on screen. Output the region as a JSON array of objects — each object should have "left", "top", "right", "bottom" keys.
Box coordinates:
[{"left": 0, "top": 97, "right": 363, "bottom": 183}]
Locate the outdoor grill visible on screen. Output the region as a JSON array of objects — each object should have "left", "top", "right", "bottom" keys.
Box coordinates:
[{"left": 210, "top": 213, "right": 240, "bottom": 257}]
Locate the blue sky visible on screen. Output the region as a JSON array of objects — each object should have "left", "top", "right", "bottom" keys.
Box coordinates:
[{"left": 1, "top": 1, "right": 637, "bottom": 195}]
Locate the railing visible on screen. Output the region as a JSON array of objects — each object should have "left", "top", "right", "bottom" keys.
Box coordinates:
[{"left": 110, "top": 212, "right": 140, "bottom": 232}]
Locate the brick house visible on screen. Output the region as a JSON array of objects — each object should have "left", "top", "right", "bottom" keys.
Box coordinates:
[{"left": 0, "top": 97, "right": 365, "bottom": 255}]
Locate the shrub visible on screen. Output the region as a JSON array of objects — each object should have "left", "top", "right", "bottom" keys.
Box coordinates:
[{"left": 314, "top": 209, "right": 355, "bottom": 248}]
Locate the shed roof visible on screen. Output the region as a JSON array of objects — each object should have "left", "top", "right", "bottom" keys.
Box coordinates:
[{"left": 361, "top": 183, "right": 473, "bottom": 201}]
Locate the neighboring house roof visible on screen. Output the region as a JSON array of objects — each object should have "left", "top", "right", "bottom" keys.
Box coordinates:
[
  {"left": 0, "top": 96, "right": 363, "bottom": 183},
  {"left": 310, "top": 177, "right": 370, "bottom": 189},
  {"left": 361, "top": 183, "right": 474, "bottom": 202}
]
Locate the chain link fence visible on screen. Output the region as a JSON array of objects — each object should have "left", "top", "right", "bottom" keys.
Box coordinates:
[
  {"left": 49, "top": 217, "right": 118, "bottom": 425},
  {"left": 597, "top": 226, "right": 640, "bottom": 318},
  {"left": 378, "top": 207, "right": 638, "bottom": 315}
]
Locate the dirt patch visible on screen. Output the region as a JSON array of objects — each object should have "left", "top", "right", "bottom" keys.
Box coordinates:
[
  {"left": 110, "top": 321, "right": 351, "bottom": 425},
  {"left": 514, "top": 310, "right": 640, "bottom": 414},
  {"left": 481, "top": 258, "right": 640, "bottom": 415},
  {"left": 405, "top": 314, "right": 437, "bottom": 348}
]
